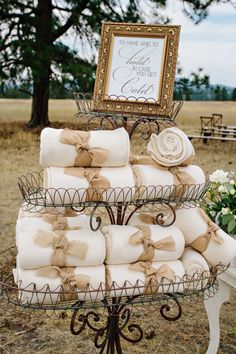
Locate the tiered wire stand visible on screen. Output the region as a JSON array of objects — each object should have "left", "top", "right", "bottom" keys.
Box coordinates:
[{"left": 0, "top": 94, "right": 227, "bottom": 354}]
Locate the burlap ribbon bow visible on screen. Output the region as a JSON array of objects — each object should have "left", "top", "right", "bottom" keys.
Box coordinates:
[
  {"left": 36, "top": 266, "right": 90, "bottom": 301},
  {"left": 64, "top": 167, "right": 111, "bottom": 201},
  {"left": 60, "top": 128, "right": 109, "bottom": 166},
  {"left": 34, "top": 230, "right": 88, "bottom": 267},
  {"left": 129, "top": 261, "right": 176, "bottom": 294},
  {"left": 190, "top": 209, "right": 224, "bottom": 253},
  {"left": 42, "top": 214, "right": 69, "bottom": 230},
  {"left": 139, "top": 214, "right": 157, "bottom": 224},
  {"left": 167, "top": 166, "right": 197, "bottom": 197},
  {"left": 129, "top": 226, "right": 176, "bottom": 261},
  {"left": 42, "top": 213, "right": 80, "bottom": 231}
]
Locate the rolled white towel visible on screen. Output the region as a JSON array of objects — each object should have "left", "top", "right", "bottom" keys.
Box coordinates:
[
  {"left": 13, "top": 264, "right": 105, "bottom": 304},
  {"left": 17, "top": 228, "right": 106, "bottom": 269},
  {"left": 180, "top": 247, "right": 209, "bottom": 290},
  {"left": 106, "top": 260, "right": 185, "bottom": 297},
  {"left": 44, "top": 166, "right": 136, "bottom": 204},
  {"left": 16, "top": 213, "right": 90, "bottom": 234},
  {"left": 132, "top": 164, "right": 205, "bottom": 200},
  {"left": 174, "top": 208, "right": 236, "bottom": 266},
  {"left": 147, "top": 127, "right": 194, "bottom": 167},
  {"left": 16, "top": 211, "right": 90, "bottom": 248},
  {"left": 40, "top": 127, "right": 130, "bottom": 167},
  {"left": 103, "top": 224, "right": 185, "bottom": 264}
]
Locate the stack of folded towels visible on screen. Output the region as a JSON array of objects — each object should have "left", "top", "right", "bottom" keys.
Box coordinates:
[{"left": 13, "top": 126, "right": 236, "bottom": 304}]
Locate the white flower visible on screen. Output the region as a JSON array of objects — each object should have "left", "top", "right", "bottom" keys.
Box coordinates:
[
  {"left": 230, "top": 179, "right": 235, "bottom": 185},
  {"left": 221, "top": 207, "right": 230, "bottom": 215},
  {"left": 210, "top": 211, "right": 216, "bottom": 217},
  {"left": 209, "top": 169, "right": 229, "bottom": 184},
  {"left": 230, "top": 189, "right": 235, "bottom": 195},
  {"left": 218, "top": 185, "right": 225, "bottom": 193}
]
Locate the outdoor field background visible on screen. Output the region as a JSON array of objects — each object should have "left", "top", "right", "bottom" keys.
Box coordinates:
[{"left": 0, "top": 99, "right": 235, "bottom": 353}]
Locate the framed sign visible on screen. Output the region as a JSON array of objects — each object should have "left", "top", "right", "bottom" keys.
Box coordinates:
[{"left": 93, "top": 22, "right": 181, "bottom": 117}]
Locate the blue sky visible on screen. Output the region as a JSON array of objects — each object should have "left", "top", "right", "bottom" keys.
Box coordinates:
[{"left": 159, "top": 0, "right": 236, "bottom": 87}]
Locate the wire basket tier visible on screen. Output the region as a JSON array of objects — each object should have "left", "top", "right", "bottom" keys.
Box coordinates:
[
  {"left": 73, "top": 92, "right": 183, "bottom": 138},
  {"left": 18, "top": 170, "right": 210, "bottom": 211},
  {"left": 0, "top": 247, "right": 226, "bottom": 317}
]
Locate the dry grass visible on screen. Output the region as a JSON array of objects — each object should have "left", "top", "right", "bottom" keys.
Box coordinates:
[{"left": 0, "top": 99, "right": 235, "bottom": 353}]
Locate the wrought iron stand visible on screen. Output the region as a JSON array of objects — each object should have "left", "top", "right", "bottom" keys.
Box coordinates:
[{"left": 0, "top": 95, "right": 225, "bottom": 353}]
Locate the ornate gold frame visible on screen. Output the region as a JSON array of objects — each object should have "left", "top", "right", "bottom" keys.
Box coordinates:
[{"left": 93, "top": 22, "right": 181, "bottom": 117}]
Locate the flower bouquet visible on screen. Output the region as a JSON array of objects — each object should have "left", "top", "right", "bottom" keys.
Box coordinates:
[{"left": 203, "top": 169, "right": 236, "bottom": 237}]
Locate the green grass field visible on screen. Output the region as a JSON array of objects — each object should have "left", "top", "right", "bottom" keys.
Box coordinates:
[{"left": 0, "top": 99, "right": 235, "bottom": 353}]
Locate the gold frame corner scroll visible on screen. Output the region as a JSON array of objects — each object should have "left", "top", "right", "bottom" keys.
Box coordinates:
[{"left": 93, "top": 22, "right": 181, "bottom": 117}]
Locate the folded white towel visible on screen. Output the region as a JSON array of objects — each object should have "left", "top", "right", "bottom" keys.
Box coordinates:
[
  {"left": 106, "top": 260, "right": 185, "bottom": 297},
  {"left": 175, "top": 208, "right": 236, "bottom": 266},
  {"left": 40, "top": 127, "right": 130, "bottom": 167},
  {"left": 17, "top": 228, "right": 106, "bottom": 269},
  {"left": 132, "top": 164, "right": 205, "bottom": 200},
  {"left": 103, "top": 224, "right": 185, "bottom": 264},
  {"left": 13, "top": 265, "right": 105, "bottom": 304},
  {"left": 147, "top": 127, "right": 195, "bottom": 167},
  {"left": 180, "top": 247, "right": 209, "bottom": 290},
  {"left": 44, "top": 166, "right": 136, "bottom": 204}
]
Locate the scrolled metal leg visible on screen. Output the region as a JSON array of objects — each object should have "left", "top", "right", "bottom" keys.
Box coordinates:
[
  {"left": 160, "top": 294, "right": 182, "bottom": 321},
  {"left": 156, "top": 204, "right": 176, "bottom": 227},
  {"left": 89, "top": 206, "right": 102, "bottom": 231},
  {"left": 70, "top": 298, "right": 143, "bottom": 354}
]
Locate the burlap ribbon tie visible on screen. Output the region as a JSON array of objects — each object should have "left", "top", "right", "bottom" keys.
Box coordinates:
[
  {"left": 190, "top": 209, "right": 224, "bottom": 253},
  {"left": 129, "top": 226, "right": 176, "bottom": 261},
  {"left": 42, "top": 214, "right": 80, "bottom": 231},
  {"left": 34, "top": 230, "right": 88, "bottom": 267},
  {"left": 129, "top": 155, "right": 156, "bottom": 166},
  {"left": 36, "top": 266, "right": 90, "bottom": 301},
  {"left": 129, "top": 261, "right": 176, "bottom": 294},
  {"left": 43, "top": 214, "right": 67, "bottom": 230},
  {"left": 60, "top": 128, "right": 109, "bottom": 166},
  {"left": 64, "top": 167, "right": 111, "bottom": 201},
  {"left": 130, "top": 155, "right": 196, "bottom": 197},
  {"left": 139, "top": 214, "right": 157, "bottom": 224}
]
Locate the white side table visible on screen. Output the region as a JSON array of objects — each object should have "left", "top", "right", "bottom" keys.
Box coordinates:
[{"left": 204, "top": 263, "right": 236, "bottom": 354}]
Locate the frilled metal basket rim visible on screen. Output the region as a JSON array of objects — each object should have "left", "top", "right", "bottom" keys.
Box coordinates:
[
  {"left": 0, "top": 247, "right": 227, "bottom": 312},
  {"left": 74, "top": 92, "right": 183, "bottom": 120},
  {"left": 17, "top": 170, "right": 211, "bottom": 209}
]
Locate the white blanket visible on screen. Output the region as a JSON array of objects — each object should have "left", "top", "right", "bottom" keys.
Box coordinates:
[
  {"left": 17, "top": 229, "right": 106, "bottom": 269},
  {"left": 40, "top": 127, "right": 130, "bottom": 167},
  {"left": 132, "top": 164, "right": 205, "bottom": 200},
  {"left": 103, "top": 224, "right": 185, "bottom": 264},
  {"left": 180, "top": 247, "right": 209, "bottom": 289},
  {"left": 147, "top": 127, "right": 194, "bottom": 167},
  {"left": 13, "top": 265, "right": 105, "bottom": 304},
  {"left": 44, "top": 166, "right": 136, "bottom": 204},
  {"left": 106, "top": 260, "right": 185, "bottom": 297},
  {"left": 174, "top": 208, "right": 236, "bottom": 266}
]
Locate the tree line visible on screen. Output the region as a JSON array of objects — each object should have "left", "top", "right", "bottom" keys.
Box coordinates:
[{"left": 1, "top": 81, "right": 236, "bottom": 101}]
